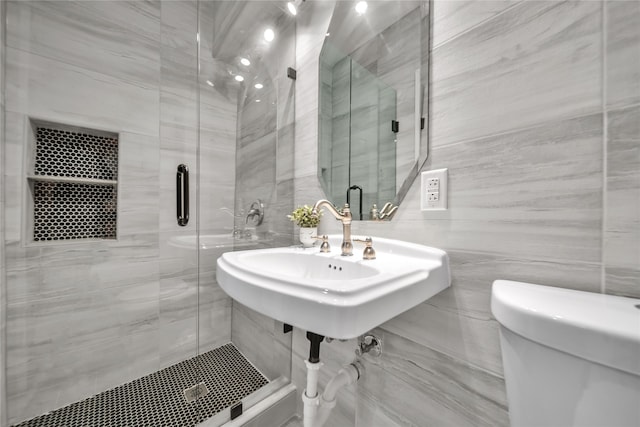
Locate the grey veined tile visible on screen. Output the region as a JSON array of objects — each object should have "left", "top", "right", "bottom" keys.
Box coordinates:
[
  {"left": 431, "top": 0, "right": 602, "bottom": 147},
  {"left": 356, "top": 329, "right": 508, "bottom": 427},
  {"left": 605, "top": 105, "right": 640, "bottom": 298},
  {"left": 6, "top": 1, "right": 161, "bottom": 87},
  {"left": 366, "top": 113, "right": 604, "bottom": 265},
  {"left": 432, "top": 0, "right": 522, "bottom": 48},
  {"left": 6, "top": 47, "right": 160, "bottom": 136},
  {"left": 606, "top": 0, "right": 640, "bottom": 108}
]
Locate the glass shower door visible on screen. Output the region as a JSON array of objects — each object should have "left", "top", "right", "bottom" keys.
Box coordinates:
[
  {"left": 1, "top": 1, "right": 203, "bottom": 425},
  {"left": 195, "top": 1, "right": 295, "bottom": 424}
]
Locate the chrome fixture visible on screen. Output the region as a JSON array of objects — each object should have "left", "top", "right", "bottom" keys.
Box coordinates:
[
  {"left": 313, "top": 234, "right": 331, "bottom": 253},
  {"left": 355, "top": 334, "right": 382, "bottom": 357},
  {"left": 312, "top": 199, "right": 353, "bottom": 256},
  {"left": 378, "top": 202, "right": 398, "bottom": 220},
  {"left": 370, "top": 204, "right": 379, "bottom": 220},
  {"left": 354, "top": 237, "right": 376, "bottom": 260},
  {"left": 246, "top": 200, "right": 264, "bottom": 226}
]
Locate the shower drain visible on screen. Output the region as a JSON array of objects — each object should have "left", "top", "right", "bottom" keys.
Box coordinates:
[{"left": 12, "top": 343, "right": 268, "bottom": 427}]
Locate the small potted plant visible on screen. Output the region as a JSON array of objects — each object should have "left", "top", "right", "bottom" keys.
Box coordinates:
[{"left": 288, "top": 205, "right": 322, "bottom": 247}]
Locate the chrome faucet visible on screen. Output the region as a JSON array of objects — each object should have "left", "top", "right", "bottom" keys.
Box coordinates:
[
  {"left": 245, "top": 200, "right": 264, "bottom": 226},
  {"left": 312, "top": 199, "right": 353, "bottom": 256}
]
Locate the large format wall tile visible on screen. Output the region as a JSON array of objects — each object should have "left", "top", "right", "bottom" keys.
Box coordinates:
[
  {"left": 356, "top": 329, "right": 508, "bottom": 427},
  {"left": 6, "top": 47, "right": 160, "bottom": 136},
  {"left": 356, "top": 114, "right": 603, "bottom": 269},
  {"left": 118, "top": 132, "right": 161, "bottom": 237},
  {"left": 431, "top": 250, "right": 602, "bottom": 321},
  {"left": 231, "top": 303, "right": 292, "bottom": 381},
  {"left": 604, "top": 105, "right": 640, "bottom": 297},
  {"left": 382, "top": 301, "right": 503, "bottom": 375},
  {"left": 430, "top": 0, "right": 602, "bottom": 147},
  {"left": 431, "top": 0, "right": 520, "bottom": 48},
  {"left": 606, "top": 0, "right": 640, "bottom": 108},
  {"left": 7, "top": 1, "right": 161, "bottom": 87},
  {"left": 0, "top": 1, "right": 7, "bottom": 424},
  {"left": 160, "top": 0, "right": 198, "bottom": 101},
  {"left": 6, "top": 279, "right": 160, "bottom": 422},
  {"left": 427, "top": 114, "right": 602, "bottom": 263}
]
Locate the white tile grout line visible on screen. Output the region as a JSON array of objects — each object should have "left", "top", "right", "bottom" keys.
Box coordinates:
[{"left": 600, "top": 0, "right": 608, "bottom": 295}]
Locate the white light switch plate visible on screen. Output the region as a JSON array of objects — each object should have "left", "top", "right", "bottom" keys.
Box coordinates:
[{"left": 421, "top": 168, "right": 448, "bottom": 211}]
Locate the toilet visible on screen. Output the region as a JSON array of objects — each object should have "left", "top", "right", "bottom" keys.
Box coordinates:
[{"left": 491, "top": 280, "right": 640, "bottom": 427}]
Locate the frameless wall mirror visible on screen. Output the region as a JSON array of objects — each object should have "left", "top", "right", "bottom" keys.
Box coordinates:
[{"left": 318, "top": 0, "right": 430, "bottom": 220}]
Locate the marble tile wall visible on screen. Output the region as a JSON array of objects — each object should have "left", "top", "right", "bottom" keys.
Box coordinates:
[
  {"left": 2, "top": 1, "right": 238, "bottom": 424},
  {"left": 293, "top": 1, "right": 639, "bottom": 425},
  {"left": 1, "top": 1, "right": 7, "bottom": 425},
  {"left": 603, "top": 0, "right": 640, "bottom": 298},
  {"left": 3, "top": 1, "right": 160, "bottom": 421}
]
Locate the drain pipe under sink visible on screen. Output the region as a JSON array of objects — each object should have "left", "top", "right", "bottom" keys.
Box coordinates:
[{"left": 302, "top": 333, "right": 363, "bottom": 427}]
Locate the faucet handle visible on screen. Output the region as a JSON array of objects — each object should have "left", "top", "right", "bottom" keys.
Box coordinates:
[
  {"left": 378, "top": 203, "right": 398, "bottom": 220},
  {"left": 313, "top": 235, "right": 331, "bottom": 253},
  {"left": 246, "top": 200, "right": 264, "bottom": 226},
  {"left": 353, "top": 237, "right": 376, "bottom": 260}
]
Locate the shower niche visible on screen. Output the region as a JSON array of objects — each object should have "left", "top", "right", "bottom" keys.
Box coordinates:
[{"left": 25, "top": 119, "right": 119, "bottom": 243}]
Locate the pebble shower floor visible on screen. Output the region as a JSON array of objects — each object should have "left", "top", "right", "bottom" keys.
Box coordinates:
[{"left": 12, "top": 344, "right": 269, "bottom": 427}]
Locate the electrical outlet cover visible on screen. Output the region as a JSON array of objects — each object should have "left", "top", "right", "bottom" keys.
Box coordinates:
[{"left": 421, "top": 169, "right": 448, "bottom": 211}]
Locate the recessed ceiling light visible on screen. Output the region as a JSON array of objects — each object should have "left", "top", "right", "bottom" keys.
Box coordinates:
[
  {"left": 325, "top": 32, "right": 330, "bottom": 37},
  {"left": 240, "top": 57, "right": 251, "bottom": 66},
  {"left": 254, "top": 83, "right": 264, "bottom": 89},
  {"left": 287, "top": 2, "right": 297, "bottom": 15},
  {"left": 206, "top": 80, "right": 214, "bottom": 87},
  {"left": 264, "top": 28, "right": 275, "bottom": 42},
  {"left": 355, "top": 1, "right": 368, "bottom": 14},
  {"left": 256, "top": 99, "right": 261, "bottom": 103},
  {"left": 235, "top": 75, "right": 244, "bottom": 82}
]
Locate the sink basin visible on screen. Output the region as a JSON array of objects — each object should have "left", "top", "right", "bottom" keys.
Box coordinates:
[{"left": 216, "top": 235, "right": 450, "bottom": 339}]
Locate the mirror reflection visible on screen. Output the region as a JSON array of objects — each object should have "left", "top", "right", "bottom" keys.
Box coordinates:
[{"left": 317, "top": 1, "right": 429, "bottom": 220}]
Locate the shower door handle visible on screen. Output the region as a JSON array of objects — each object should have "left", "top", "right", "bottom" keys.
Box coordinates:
[{"left": 177, "top": 164, "right": 189, "bottom": 226}]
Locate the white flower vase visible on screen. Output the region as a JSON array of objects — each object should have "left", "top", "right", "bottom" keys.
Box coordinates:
[{"left": 299, "top": 227, "right": 317, "bottom": 248}]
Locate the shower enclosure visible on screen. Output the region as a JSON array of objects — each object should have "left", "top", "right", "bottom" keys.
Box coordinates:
[{"left": 0, "top": 1, "right": 295, "bottom": 426}]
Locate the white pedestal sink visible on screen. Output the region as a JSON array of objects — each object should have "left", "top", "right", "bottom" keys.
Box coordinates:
[{"left": 216, "top": 235, "right": 450, "bottom": 339}]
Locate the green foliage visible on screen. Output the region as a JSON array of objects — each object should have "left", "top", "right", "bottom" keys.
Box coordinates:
[{"left": 287, "top": 205, "right": 322, "bottom": 228}]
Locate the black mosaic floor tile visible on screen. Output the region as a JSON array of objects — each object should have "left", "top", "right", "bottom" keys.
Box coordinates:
[{"left": 12, "top": 344, "right": 269, "bottom": 427}]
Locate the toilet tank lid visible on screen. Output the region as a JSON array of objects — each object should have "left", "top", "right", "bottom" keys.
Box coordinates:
[{"left": 491, "top": 280, "right": 640, "bottom": 376}]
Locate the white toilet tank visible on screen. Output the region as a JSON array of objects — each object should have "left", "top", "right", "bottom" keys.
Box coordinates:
[{"left": 491, "top": 280, "right": 640, "bottom": 427}]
